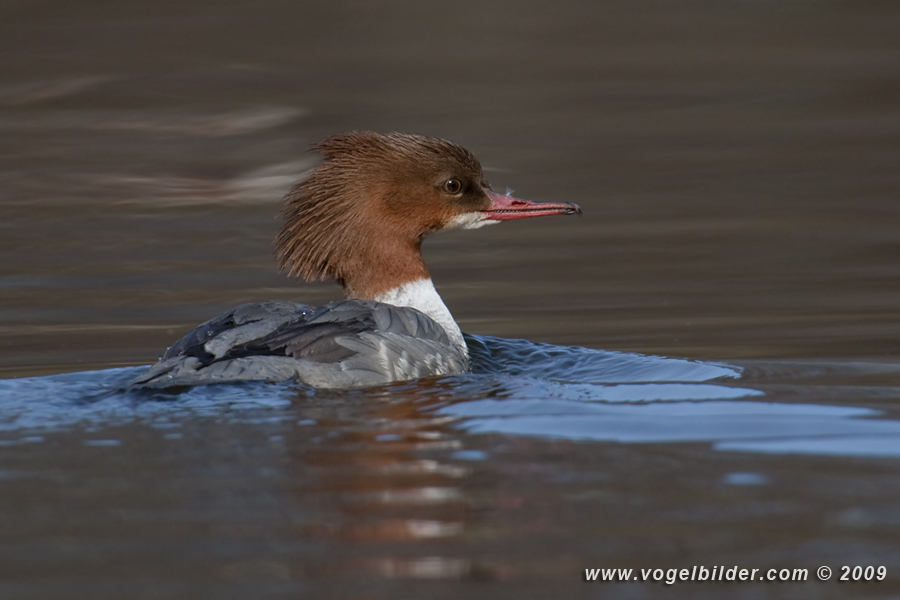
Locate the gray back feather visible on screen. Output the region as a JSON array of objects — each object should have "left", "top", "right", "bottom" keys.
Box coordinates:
[{"left": 130, "top": 299, "right": 468, "bottom": 390}]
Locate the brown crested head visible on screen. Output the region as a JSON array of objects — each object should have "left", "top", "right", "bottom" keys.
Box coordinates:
[
  {"left": 275, "top": 131, "right": 581, "bottom": 300},
  {"left": 275, "top": 131, "right": 492, "bottom": 298}
]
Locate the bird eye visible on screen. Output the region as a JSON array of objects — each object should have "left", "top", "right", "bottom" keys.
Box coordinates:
[{"left": 442, "top": 178, "right": 462, "bottom": 195}]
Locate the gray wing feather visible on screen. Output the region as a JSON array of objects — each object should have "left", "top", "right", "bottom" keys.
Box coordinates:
[{"left": 130, "top": 299, "right": 467, "bottom": 390}]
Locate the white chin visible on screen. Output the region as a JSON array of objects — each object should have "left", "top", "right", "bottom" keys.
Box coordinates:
[{"left": 443, "top": 213, "right": 500, "bottom": 230}]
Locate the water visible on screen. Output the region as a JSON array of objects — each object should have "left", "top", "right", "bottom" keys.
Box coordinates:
[
  {"left": 2, "top": 340, "right": 900, "bottom": 599},
  {"left": 2, "top": 0, "right": 900, "bottom": 598}
]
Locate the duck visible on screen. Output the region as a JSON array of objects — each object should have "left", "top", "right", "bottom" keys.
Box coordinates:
[{"left": 130, "top": 131, "right": 580, "bottom": 389}]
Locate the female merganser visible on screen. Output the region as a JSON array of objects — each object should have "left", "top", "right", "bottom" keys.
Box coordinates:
[{"left": 131, "top": 132, "right": 581, "bottom": 390}]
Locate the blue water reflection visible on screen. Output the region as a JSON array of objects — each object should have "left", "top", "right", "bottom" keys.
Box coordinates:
[{"left": 1, "top": 335, "right": 899, "bottom": 459}]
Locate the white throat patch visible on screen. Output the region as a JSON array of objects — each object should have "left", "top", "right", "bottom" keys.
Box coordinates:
[
  {"left": 374, "top": 279, "right": 466, "bottom": 351},
  {"left": 441, "top": 212, "right": 501, "bottom": 230}
]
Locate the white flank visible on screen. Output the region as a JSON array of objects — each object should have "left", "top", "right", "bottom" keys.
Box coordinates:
[{"left": 374, "top": 279, "right": 466, "bottom": 351}]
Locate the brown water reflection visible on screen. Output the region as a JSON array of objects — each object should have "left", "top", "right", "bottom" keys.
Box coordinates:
[
  {"left": 283, "top": 386, "right": 472, "bottom": 582},
  {"left": 2, "top": 0, "right": 900, "bottom": 598},
  {"left": 4, "top": 379, "right": 900, "bottom": 598}
]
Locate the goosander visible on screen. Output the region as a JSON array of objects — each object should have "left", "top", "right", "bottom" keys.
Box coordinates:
[{"left": 131, "top": 132, "right": 580, "bottom": 390}]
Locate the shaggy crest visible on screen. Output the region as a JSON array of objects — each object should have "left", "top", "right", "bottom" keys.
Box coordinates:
[{"left": 275, "top": 131, "right": 483, "bottom": 296}]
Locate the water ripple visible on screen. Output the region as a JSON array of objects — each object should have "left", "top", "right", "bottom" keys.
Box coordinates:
[{"left": 1, "top": 335, "right": 898, "bottom": 458}]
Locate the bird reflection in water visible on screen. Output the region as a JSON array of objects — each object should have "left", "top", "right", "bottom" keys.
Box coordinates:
[{"left": 283, "top": 377, "right": 501, "bottom": 582}]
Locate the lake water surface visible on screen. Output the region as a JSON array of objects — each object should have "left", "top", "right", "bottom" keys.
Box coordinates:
[{"left": 1, "top": 1, "right": 900, "bottom": 598}]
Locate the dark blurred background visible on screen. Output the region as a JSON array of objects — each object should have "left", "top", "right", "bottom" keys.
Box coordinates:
[{"left": 2, "top": 0, "right": 899, "bottom": 375}]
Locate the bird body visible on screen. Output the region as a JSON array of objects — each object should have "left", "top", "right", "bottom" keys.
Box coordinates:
[{"left": 131, "top": 132, "right": 580, "bottom": 389}]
